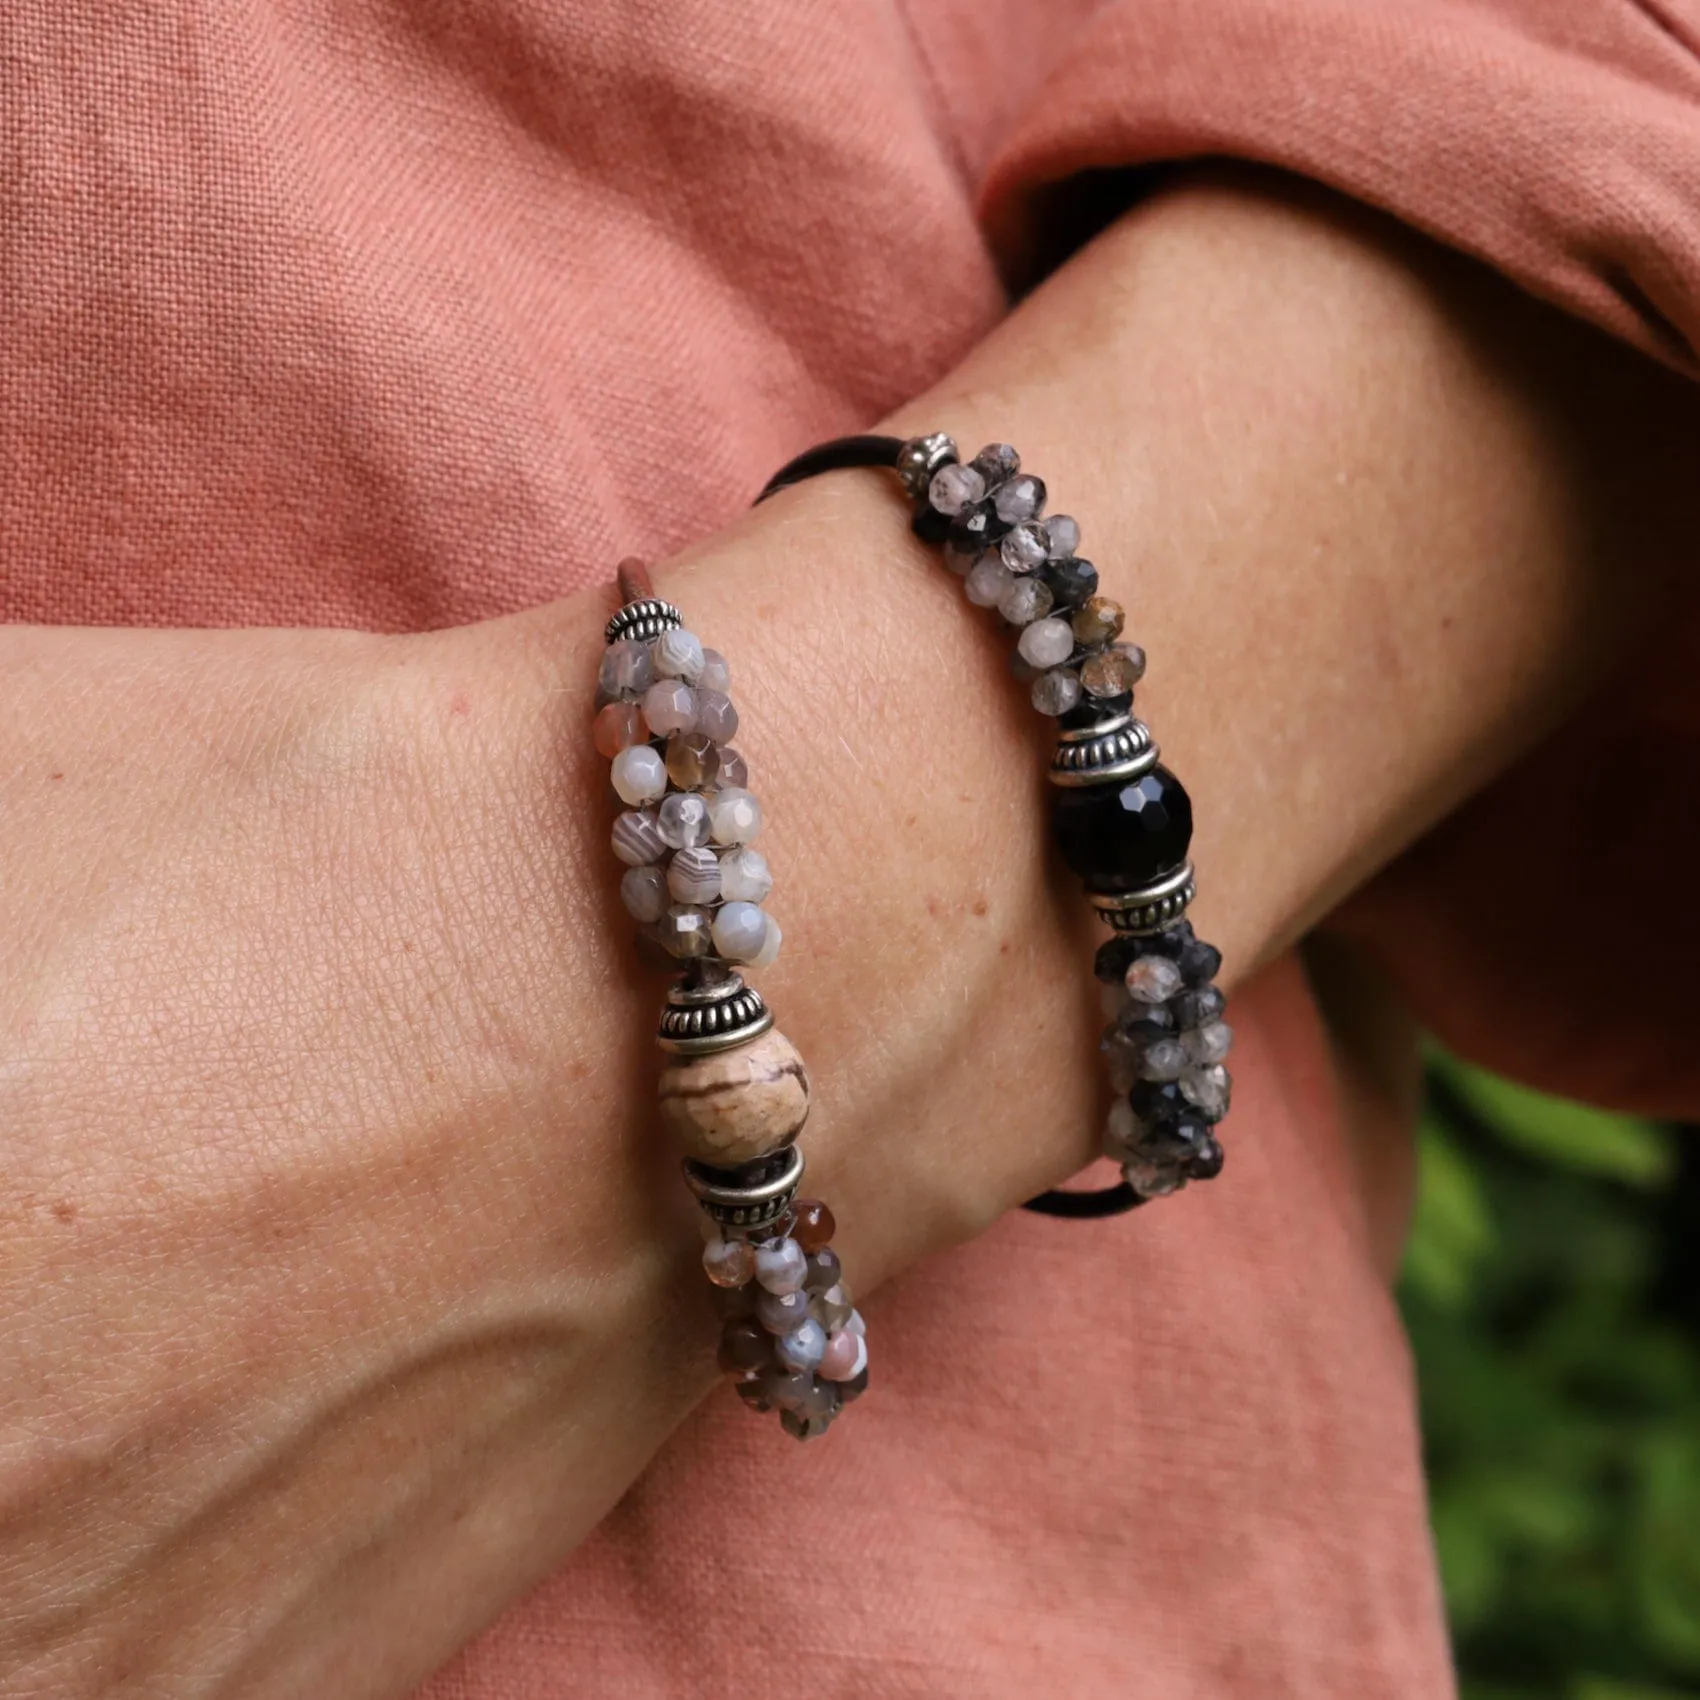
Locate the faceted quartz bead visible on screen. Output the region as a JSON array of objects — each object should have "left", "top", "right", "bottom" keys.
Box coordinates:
[
  {"left": 653, "top": 627, "right": 704, "bottom": 682},
  {"left": 812, "top": 1282, "right": 853, "bottom": 1332},
  {"left": 1137, "top": 1037, "right": 1188, "bottom": 1081},
  {"left": 667, "top": 845, "right": 722, "bottom": 905},
  {"left": 642, "top": 679, "right": 697, "bottom": 738},
  {"left": 929, "top": 462, "right": 986, "bottom": 517},
  {"left": 1184, "top": 1020, "right": 1234, "bottom": 1066},
  {"left": 970, "top": 442, "right": 1020, "bottom": 483},
  {"left": 693, "top": 688, "right": 739, "bottom": 744},
  {"left": 1050, "top": 765, "right": 1194, "bottom": 893},
  {"left": 718, "top": 845, "right": 773, "bottom": 903},
  {"left": 1081, "top": 649, "right": 1141, "bottom": 699},
  {"left": 657, "top": 791, "right": 712, "bottom": 850},
  {"left": 712, "top": 900, "right": 769, "bottom": 962},
  {"left": 1125, "top": 954, "right": 1184, "bottom": 1004},
  {"left": 998, "top": 575, "right": 1053, "bottom": 627},
  {"left": 965, "top": 556, "right": 1013, "bottom": 609},
  {"left": 657, "top": 904, "right": 713, "bottom": 958},
  {"left": 620, "top": 864, "right": 668, "bottom": 923},
  {"left": 1172, "top": 985, "right": 1228, "bottom": 1029},
  {"left": 1046, "top": 514, "right": 1080, "bottom": 557},
  {"left": 993, "top": 474, "right": 1046, "bottom": 525},
  {"left": 1181, "top": 1063, "right": 1233, "bottom": 1120},
  {"left": 610, "top": 746, "right": 668, "bottom": 807},
  {"left": 708, "top": 788, "right": 762, "bottom": 845},
  {"left": 593, "top": 700, "right": 644, "bottom": 757},
  {"left": 1031, "top": 668, "right": 1083, "bottom": 717},
  {"left": 1000, "top": 520, "right": 1050, "bottom": 572},
  {"left": 1114, "top": 642, "right": 1148, "bottom": 684},
  {"left": 703, "top": 1236, "right": 757, "bottom": 1289},
  {"left": 1071, "top": 596, "right": 1124, "bottom": 647},
  {"left": 611, "top": 808, "right": 667, "bottom": 866},
  {"left": 1017, "top": 616, "right": 1074, "bottom": 669},
  {"left": 697, "top": 647, "right": 731, "bottom": 695},
  {"left": 754, "top": 1236, "right": 807, "bottom": 1294}
]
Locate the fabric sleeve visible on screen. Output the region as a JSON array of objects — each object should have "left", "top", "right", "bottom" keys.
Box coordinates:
[{"left": 979, "top": 0, "right": 1700, "bottom": 374}]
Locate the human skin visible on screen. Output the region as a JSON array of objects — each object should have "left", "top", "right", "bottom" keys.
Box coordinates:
[{"left": 0, "top": 173, "right": 1694, "bottom": 1695}]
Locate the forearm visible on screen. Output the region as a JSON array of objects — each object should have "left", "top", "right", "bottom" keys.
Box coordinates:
[{"left": 3, "top": 171, "right": 1693, "bottom": 1694}]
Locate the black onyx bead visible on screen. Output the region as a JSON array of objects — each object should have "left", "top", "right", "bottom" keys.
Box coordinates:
[
  {"left": 1144, "top": 1115, "right": 1212, "bottom": 1162},
  {"left": 1050, "top": 766, "right": 1193, "bottom": 894},
  {"left": 1058, "top": 691, "right": 1131, "bottom": 731},
  {"left": 1043, "top": 556, "right": 1099, "bottom": 611},
  {"left": 1119, "top": 1015, "right": 1175, "bottom": 1049},
  {"left": 1171, "top": 985, "right": 1227, "bottom": 1030},
  {"left": 1132, "top": 922, "right": 1195, "bottom": 961},
  {"left": 1177, "top": 936, "right": 1223, "bottom": 987}
]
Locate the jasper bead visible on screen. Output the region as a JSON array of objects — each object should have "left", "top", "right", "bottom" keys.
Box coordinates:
[
  {"left": 657, "top": 1027, "right": 811, "bottom": 1164},
  {"left": 1049, "top": 765, "right": 1193, "bottom": 893},
  {"left": 704, "top": 1236, "right": 758, "bottom": 1289},
  {"left": 790, "top": 1198, "right": 836, "bottom": 1252}
]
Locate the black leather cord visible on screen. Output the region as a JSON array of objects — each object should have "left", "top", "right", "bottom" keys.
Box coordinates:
[
  {"left": 754, "top": 434, "right": 906, "bottom": 503},
  {"left": 754, "top": 433, "right": 1142, "bottom": 1220}
]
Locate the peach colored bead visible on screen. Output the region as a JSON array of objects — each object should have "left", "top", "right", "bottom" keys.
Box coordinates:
[
  {"left": 818, "top": 1328, "right": 866, "bottom": 1382},
  {"left": 593, "top": 700, "right": 645, "bottom": 757}
]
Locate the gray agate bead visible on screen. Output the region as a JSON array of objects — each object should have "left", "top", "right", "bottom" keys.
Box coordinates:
[
  {"left": 599, "top": 638, "right": 654, "bottom": 700},
  {"left": 658, "top": 791, "right": 712, "bottom": 849},
  {"left": 666, "top": 845, "right": 722, "bottom": 905},
  {"left": 696, "top": 647, "right": 732, "bottom": 694},
  {"left": 610, "top": 747, "right": 667, "bottom": 807},
  {"left": 611, "top": 808, "right": 667, "bottom": 866},
  {"left": 774, "top": 1318, "right": 827, "bottom": 1373},
  {"left": 754, "top": 1236, "right": 807, "bottom": 1294},
  {"left": 718, "top": 846, "right": 773, "bottom": 903},
  {"left": 712, "top": 900, "right": 770, "bottom": 963},
  {"left": 693, "top": 687, "right": 739, "bottom": 744},
  {"left": 653, "top": 627, "right": 705, "bottom": 682},
  {"left": 620, "top": 864, "right": 668, "bottom": 923}
]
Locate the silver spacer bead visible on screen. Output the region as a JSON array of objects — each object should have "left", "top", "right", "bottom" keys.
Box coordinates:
[
  {"left": 683, "top": 1141, "right": 805, "bottom": 1231},
  {"left": 657, "top": 973, "right": 775, "bottom": 1055},
  {"left": 604, "top": 597, "right": 683, "bottom": 646},
  {"left": 1048, "top": 716, "right": 1159, "bottom": 788},
  {"left": 1092, "top": 862, "right": 1196, "bottom": 934},
  {"left": 895, "top": 432, "right": 958, "bottom": 500}
]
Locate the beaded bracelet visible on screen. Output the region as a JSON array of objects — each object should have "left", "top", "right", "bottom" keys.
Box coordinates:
[
  {"left": 595, "top": 434, "right": 1231, "bottom": 1442},
  {"left": 754, "top": 434, "right": 1232, "bottom": 1220},
  {"left": 597, "top": 558, "right": 867, "bottom": 1441}
]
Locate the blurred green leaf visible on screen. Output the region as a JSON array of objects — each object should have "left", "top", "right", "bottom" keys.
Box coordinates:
[
  {"left": 1403, "top": 1116, "right": 1496, "bottom": 1312},
  {"left": 1432, "top": 1053, "right": 1675, "bottom": 1189},
  {"left": 1632, "top": 1432, "right": 1700, "bottom": 1673},
  {"left": 1572, "top": 1680, "right": 1699, "bottom": 1700}
]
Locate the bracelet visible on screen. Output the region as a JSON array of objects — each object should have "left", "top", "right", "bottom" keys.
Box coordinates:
[
  {"left": 595, "top": 431, "right": 1231, "bottom": 1443},
  {"left": 596, "top": 558, "right": 867, "bottom": 1442},
  {"left": 755, "top": 433, "right": 1232, "bottom": 1220}
]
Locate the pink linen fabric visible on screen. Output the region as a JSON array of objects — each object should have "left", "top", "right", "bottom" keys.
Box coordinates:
[{"left": 4, "top": 1, "right": 1698, "bottom": 1694}]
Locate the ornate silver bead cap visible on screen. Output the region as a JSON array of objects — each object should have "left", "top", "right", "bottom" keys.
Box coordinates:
[
  {"left": 683, "top": 1141, "right": 805, "bottom": 1231},
  {"left": 657, "top": 973, "right": 775, "bottom": 1055},
  {"left": 1091, "top": 862, "right": 1197, "bottom": 934},
  {"left": 604, "top": 597, "right": 683, "bottom": 646},
  {"left": 1048, "top": 712, "right": 1160, "bottom": 788},
  {"left": 896, "top": 433, "right": 959, "bottom": 501}
]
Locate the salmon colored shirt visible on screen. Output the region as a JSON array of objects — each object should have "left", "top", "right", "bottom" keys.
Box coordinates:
[{"left": 6, "top": 3, "right": 1699, "bottom": 1694}]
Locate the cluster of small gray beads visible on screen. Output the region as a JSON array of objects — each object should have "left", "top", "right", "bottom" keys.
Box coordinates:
[
  {"left": 1095, "top": 925, "right": 1232, "bottom": 1200},
  {"left": 914, "top": 437, "right": 1146, "bottom": 719},
  {"left": 596, "top": 627, "right": 781, "bottom": 968}
]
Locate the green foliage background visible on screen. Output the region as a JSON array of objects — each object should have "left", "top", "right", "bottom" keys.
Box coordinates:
[{"left": 1401, "top": 1054, "right": 1700, "bottom": 1699}]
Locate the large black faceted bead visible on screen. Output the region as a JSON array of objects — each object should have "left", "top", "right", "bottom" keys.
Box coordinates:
[
  {"left": 1050, "top": 765, "right": 1193, "bottom": 894},
  {"left": 1042, "top": 556, "right": 1099, "bottom": 610}
]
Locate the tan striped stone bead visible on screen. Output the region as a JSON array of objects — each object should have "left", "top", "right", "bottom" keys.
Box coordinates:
[{"left": 657, "top": 1028, "right": 811, "bottom": 1165}]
